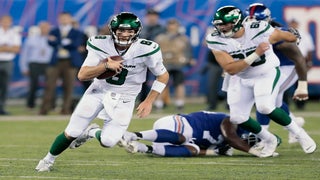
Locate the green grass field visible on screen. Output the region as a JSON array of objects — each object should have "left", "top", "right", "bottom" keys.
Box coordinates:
[{"left": 0, "top": 98, "right": 319, "bottom": 179}]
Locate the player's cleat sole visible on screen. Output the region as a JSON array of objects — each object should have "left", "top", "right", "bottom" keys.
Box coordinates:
[
  {"left": 35, "top": 159, "right": 53, "bottom": 172},
  {"left": 69, "top": 123, "right": 100, "bottom": 149}
]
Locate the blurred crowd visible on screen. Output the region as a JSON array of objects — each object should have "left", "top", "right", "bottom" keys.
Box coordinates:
[{"left": 0, "top": 7, "right": 315, "bottom": 116}]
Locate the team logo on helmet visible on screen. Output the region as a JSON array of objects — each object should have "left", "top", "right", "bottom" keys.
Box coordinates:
[
  {"left": 212, "top": 6, "right": 244, "bottom": 38},
  {"left": 245, "top": 3, "right": 271, "bottom": 22}
]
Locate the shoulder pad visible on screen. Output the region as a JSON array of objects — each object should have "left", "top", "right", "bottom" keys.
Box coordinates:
[
  {"left": 133, "top": 39, "right": 160, "bottom": 58},
  {"left": 210, "top": 29, "right": 220, "bottom": 37}
]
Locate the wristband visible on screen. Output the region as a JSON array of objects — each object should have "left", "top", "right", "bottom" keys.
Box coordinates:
[
  {"left": 244, "top": 52, "right": 260, "bottom": 65},
  {"left": 294, "top": 80, "right": 308, "bottom": 95},
  {"left": 297, "top": 81, "right": 308, "bottom": 93},
  {"left": 151, "top": 80, "right": 166, "bottom": 93}
]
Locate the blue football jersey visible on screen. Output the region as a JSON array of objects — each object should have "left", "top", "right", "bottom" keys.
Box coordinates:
[{"left": 180, "top": 111, "right": 244, "bottom": 149}]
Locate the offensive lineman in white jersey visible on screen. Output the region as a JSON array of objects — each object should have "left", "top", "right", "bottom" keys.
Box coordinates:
[
  {"left": 206, "top": 6, "right": 316, "bottom": 157},
  {"left": 36, "top": 12, "right": 169, "bottom": 172}
]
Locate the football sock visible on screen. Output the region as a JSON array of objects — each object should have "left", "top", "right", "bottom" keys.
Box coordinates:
[
  {"left": 261, "top": 125, "right": 269, "bottom": 130},
  {"left": 140, "top": 130, "right": 157, "bottom": 141},
  {"left": 89, "top": 128, "right": 100, "bottom": 138},
  {"left": 239, "top": 117, "right": 262, "bottom": 134},
  {"left": 95, "top": 130, "right": 102, "bottom": 142},
  {"left": 43, "top": 152, "right": 57, "bottom": 164},
  {"left": 285, "top": 120, "right": 302, "bottom": 135},
  {"left": 154, "top": 129, "right": 181, "bottom": 144},
  {"left": 49, "top": 132, "right": 73, "bottom": 156},
  {"left": 268, "top": 107, "right": 291, "bottom": 126},
  {"left": 163, "top": 145, "right": 192, "bottom": 157},
  {"left": 257, "top": 128, "right": 274, "bottom": 141}
]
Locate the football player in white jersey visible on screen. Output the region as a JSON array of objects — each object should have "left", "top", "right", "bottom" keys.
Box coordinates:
[
  {"left": 206, "top": 6, "right": 316, "bottom": 157},
  {"left": 245, "top": 3, "right": 308, "bottom": 144},
  {"left": 35, "top": 12, "right": 169, "bottom": 172}
]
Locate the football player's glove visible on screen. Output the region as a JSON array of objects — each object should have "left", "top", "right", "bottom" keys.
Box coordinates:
[{"left": 288, "top": 27, "right": 301, "bottom": 45}]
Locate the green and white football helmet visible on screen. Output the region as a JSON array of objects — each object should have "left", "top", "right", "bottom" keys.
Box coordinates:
[
  {"left": 212, "top": 6, "right": 244, "bottom": 38},
  {"left": 108, "top": 12, "right": 142, "bottom": 46}
]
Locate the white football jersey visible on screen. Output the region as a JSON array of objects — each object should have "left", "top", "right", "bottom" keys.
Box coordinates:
[
  {"left": 82, "top": 35, "right": 166, "bottom": 95},
  {"left": 206, "top": 21, "right": 280, "bottom": 79}
]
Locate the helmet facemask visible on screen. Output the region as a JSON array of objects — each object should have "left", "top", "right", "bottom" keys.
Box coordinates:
[
  {"left": 212, "top": 6, "right": 244, "bottom": 38},
  {"left": 108, "top": 12, "right": 142, "bottom": 46}
]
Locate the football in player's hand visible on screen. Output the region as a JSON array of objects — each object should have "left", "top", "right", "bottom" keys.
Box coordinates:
[{"left": 97, "top": 56, "right": 122, "bottom": 79}]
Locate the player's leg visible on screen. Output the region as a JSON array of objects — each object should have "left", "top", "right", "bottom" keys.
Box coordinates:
[
  {"left": 123, "top": 115, "right": 189, "bottom": 144},
  {"left": 154, "top": 143, "right": 200, "bottom": 157},
  {"left": 98, "top": 93, "right": 136, "bottom": 147},
  {"left": 277, "top": 66, "right": 306, "bottom": 143},
  {"left": 255, "top": 68, "right": 316, "bottom": 153},
  {"left": 35, "top": 88, "right": 104, "bottom": 172},
  {"left": 228, "top": 77, "right": 278, "bottom": 157},
  {"left": 127, "top": 142, "right": 200, "bottom": 157}
]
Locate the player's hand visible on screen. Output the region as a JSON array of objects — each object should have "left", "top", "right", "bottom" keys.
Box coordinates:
[
  {"left": 293, "top": 91, "right": 309, "bottom": 101},
  {"left": 293, "top": 81, "right": 309, "bottom": 101},
  {"left": 288, "top": 27, "right": 301, "bottom": 45},
  {"left": 106, "top": 57, "right": 124, "bottom": 73},
  {"left": 255, "top": 42, "right": 270, "bottom": 56},
  {"left": 136, "top": 101, "right": 152, "bottom": 118}
]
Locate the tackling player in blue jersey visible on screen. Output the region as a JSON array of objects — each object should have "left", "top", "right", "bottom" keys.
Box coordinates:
[
  {"left": 245, "top": 3, "right": 308, "bottom": 144},
  {"left": 118, "top": 111, "right": 265, "bottom": 157}
]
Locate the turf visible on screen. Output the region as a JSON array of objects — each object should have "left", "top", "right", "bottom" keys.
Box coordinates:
[{"left": 0, "top": 99, "right": 319, "bottom": 179}]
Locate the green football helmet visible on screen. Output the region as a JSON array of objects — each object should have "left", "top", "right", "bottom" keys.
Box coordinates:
[
  {"left": 108, "top": 12, "right": 142, "bottom": 46},
  {"left": 212, "top": 6, "right": 244, "bottom": 38}
]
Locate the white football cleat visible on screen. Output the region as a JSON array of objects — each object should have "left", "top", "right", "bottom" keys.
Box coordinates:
[
  {"left": 297, "top": 128, "right": 317, "bottom": 154},
  {"left": 260, "top": 135, "right": 279, "bottom": 158},
  {"left": 117, "top": 138, "right": 128, "bottom": 148},
  {"left": 125, "top": 141, "right": 148, "bottom": 154},
  {"left": 69, "top": 123, "right": 100, "bottom": 149},
  {"left": 35, "top": 159, "right": 53, "bottom": 172},
  {"left": 118, "top": 131, "right": 139, "bottom": 148}
]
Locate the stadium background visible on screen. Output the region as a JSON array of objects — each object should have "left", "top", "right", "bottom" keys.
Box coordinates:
[{"left": 3, "top": 0, "right": 320, "bottom": 98}]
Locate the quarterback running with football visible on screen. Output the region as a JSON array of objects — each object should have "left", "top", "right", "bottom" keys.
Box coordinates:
[
  {"left": 118, "top": 111, "right": 265, "bottom": 157},
  {"left": 35, "top": 12, "right": 169, "bottom": 172},
  {"left": 206, "top": 6, "right": 316, "bottom": 157}
]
